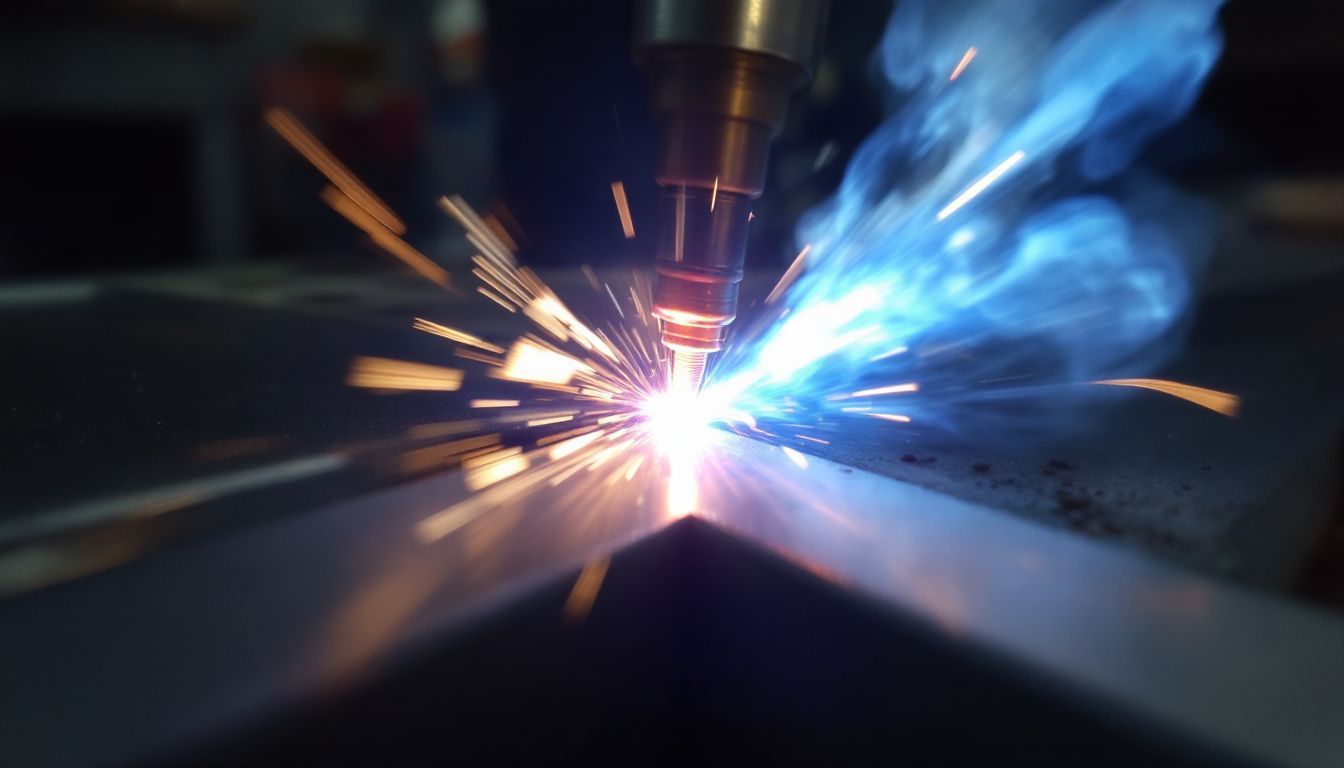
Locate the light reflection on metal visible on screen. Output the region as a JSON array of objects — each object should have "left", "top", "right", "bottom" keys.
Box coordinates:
[
  {"left": 563, "top": 557, "right": 611, "bottom": 622},
  {"left": 6, "top": 433, "right": 1342, "bottom": 768}
]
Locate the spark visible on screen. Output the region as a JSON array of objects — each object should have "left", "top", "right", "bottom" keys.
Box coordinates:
[
  {"left": 346, "top": 357, "right": 463, "bottom": 392},
  {"left": 610, "top": 181, "right": 636, "bottom": 238},
  {"left": 1092, "top": 379, "right": 1241, "bottom": 417},
  {"left": 526, "top": 414, "right": 575, "bottom": 427},
  {"left": 563, "top": 557, "right": 611, "bottom": 622},
  {"left": 949, "top": 47, "right": 978, "bottom": 81},
  {"left": 482, "top": 213, "right": 518, "bottom": 253},
  {"left": 710, "top": 175, "right": 719, "bottom": 212},
  {"left": 498, "top": 339, "right": 590, "bottom": 386},
  {"left": 796, "top": 435, "right": 830, "bottom": 445},
  {"left": 265, "top": 107, "right": 406, "bottom": 234},
  {"left": 581, "top": 264, "right": 601, "bottom": 290},
  {"left": 463, "top": 449, "right": 530, "bottom": 491},
  {"left": 470, "top": 399, "right": 519, "bottom": 408},
  {"left": 623, "top": 455, "right": 645, "bottom": 482},
  {"left": 868, "top": 413, "right": 912, "bottom": 423},
  {"left": 455, "top": 349, "right": 504, "bottom": 366},
  {"left": 321, "top": 187, "right": 452, "bottom": 289},
  {"left": 477, "top": 287, "right": 517, "bottom": 312},
  {"left": 847, "top": 382, "right": 920, "bottom": 398},
  {"left": 438, "top": 195, "right": 516, "bottom": 268},
  {"left": 765, "top": 245, "right": 812, "bottom": 305},
  {"left": 605, "top": 283, "right": 625, "bottom": 319},
  {"left": 869, "top": 345, "right": 909, "bottom": 362},
  {"left": 936, "top": 150, "right": 1026, "bottom": 221},
  {"left": 413, "top": 318, "right": 505, "bottom": 354},
  {"left": 549, "top": 430, "right": 604, "bottom": 460}
]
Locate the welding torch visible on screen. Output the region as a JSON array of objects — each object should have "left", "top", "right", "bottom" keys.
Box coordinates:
[{"left": 634, "top": 0, "right": 828, "bottom": 393}]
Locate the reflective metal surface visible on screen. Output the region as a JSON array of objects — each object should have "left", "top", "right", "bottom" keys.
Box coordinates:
[{"left": 2, "top": 430, "right": 1341, "bottom": 766}]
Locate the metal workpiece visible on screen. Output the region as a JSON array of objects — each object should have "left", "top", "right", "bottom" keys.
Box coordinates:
[
  {"left": 635, "top": 0, "right": 828, "bottom": 390},
  {"left": 4, "top": 431, "right": 1342, "bottom": 767}
]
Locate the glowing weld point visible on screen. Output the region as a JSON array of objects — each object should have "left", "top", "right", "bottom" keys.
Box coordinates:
[{"left": 937, "top": 150, "right": 1025, "bottom": 221}]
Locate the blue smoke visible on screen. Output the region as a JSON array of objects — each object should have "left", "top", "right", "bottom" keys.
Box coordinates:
[{"left": 711, "top": 0, "right": 1224, "bottom": 434}]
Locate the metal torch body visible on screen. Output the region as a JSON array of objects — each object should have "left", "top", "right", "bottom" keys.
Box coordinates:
[{"left": 634, "top": 0, "right": 827, "bottom": 392}]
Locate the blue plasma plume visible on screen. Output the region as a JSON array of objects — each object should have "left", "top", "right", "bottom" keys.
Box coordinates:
[{"left": 709, "top": 0, "right": 1225, "bottom": 437}]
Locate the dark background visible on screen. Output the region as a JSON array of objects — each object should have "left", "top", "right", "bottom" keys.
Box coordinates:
[{"left": 1, "top": 0, "right": 1340, "bottom": 279}]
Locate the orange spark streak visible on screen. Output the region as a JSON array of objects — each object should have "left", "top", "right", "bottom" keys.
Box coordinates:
[
  {"left": 346, "top": 356, "right": 463, "bottom": 392},
  {"left": 482, "top": 213, "right": 518, "bottom": 253},
  {"left": 265, "top": 108, "right": 406, "bottom": 235},
  {"left": 610, "top": 181, "right": 636, "bottom": 238},
  {"left": 321, "top": 187, "right": 452, "bottom": 289},
  {"left": 1092, "top": 379, "right": 1241, "bottom": 417},
  {"left": 413, "top": 318, "right": 504, "bottom": 354},
  {"left": 765, "top": 245, "right": 812, "bottom": 305},
  {"left": 563, "top": 557, "right": 611, "bottom": 622},
  {"left": 526, "top": 414, "right": 575, "bottom": 427},
  {"left": 470, "top": 399, "right": 519, "bottom": 408},
  {"left": 477, "top": 286, "right": 518, "bottom": 312},
  {"left": 438, "top": 195, "right": 516, "bottom": 268},
  {"left": 949, "top": 47, "right": 978, "bottom": 81},
  {"left": 710, "top": 175, "right": 719, "bottom": 212}
]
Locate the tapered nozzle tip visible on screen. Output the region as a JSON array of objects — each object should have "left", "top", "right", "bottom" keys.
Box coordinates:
[{"left": 671, "top": 350, "right": 707, "bottom": 394}]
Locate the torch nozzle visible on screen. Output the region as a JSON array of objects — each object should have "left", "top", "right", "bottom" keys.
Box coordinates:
[{"left": 671, "top": 350, "right": 708, "bottom": 394}]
